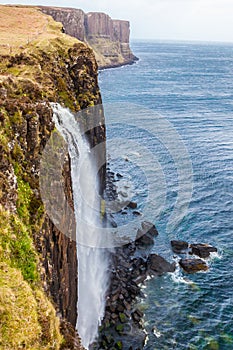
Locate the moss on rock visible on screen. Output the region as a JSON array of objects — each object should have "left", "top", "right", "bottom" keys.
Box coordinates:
[
  {"left": 0, "top": 5, "right": 102, "bottom": 350},
  {"left": 0, "top": 263, "right": 62, "bottom": 350}
]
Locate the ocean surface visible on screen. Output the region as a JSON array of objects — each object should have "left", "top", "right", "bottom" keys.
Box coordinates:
[{"left": 99, "top": 41, "right": 233, "bottom": 349}]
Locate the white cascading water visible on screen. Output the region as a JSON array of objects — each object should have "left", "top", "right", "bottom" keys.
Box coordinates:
[{"left": 52, "top": 104, "right": 110, "bottom": 349}]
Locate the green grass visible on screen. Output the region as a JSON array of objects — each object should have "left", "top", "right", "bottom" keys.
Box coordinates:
[
  {"left": 0, "top": 262, "right": 62, "bottom": 349},
  {"left": 0, "top": 206, "right": 37, "bottom": 283}
]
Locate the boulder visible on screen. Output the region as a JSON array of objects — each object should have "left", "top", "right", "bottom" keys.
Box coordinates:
[
  {"left": 110, "top": 219, "right": 118, "bottom": 228},
  {"left": 133, "top": 211, "right": 142, "bottom": 216},
  {"left": 132, "top": 309, "right": 143, "bottom": 323},
  {"left": 147, "top": 254, "right": 176, "bottom": 276},
  {"left": 116, "top": 173, "right": 123, "bottom": 178},
  {"left": 135, "top": 229, "right": 154, "bottom": 247},
  {"left": 127, "top": 201, "right": 137, "bottom": 209},
  {"left": 190, "top": 243, "right": 217, "bottom": 259},
  {"left": 133, "top": 273, "right": 147, "bottom": 285},
  {"left": 141, "top": 221, "right": 159, "bottom": 237},
  {"left": 179, "top": 258, "right": 208, "bottom": 273},
  {"left": 171, "top": 240, "right": 189, "bottom": 253}
]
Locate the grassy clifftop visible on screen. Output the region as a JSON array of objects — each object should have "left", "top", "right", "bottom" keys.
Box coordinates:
[
  {"left": 0, "top": 5, "right": 77, "bottom": 55},
  {"left": 0, "top": 5, "right": 101, "bottom": 349}
]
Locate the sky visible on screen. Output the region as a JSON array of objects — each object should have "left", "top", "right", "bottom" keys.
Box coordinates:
[{"left": 1, "top": 0, "right": 233, "bottom": 42}]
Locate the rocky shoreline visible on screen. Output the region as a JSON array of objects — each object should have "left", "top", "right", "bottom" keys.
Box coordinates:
[
  {"left": 93, "top": 168, "right": 218, "bottom": 350},
  {"left": 98, "top": 57, "right": 139, "bottom": 71}
]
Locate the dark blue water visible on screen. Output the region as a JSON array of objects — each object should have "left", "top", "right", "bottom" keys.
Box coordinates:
[{"left": 99, "top": 41, "right": 233, "bottom": 349}]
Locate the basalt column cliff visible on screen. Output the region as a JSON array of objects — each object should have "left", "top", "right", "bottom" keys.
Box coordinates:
[
  {"left": 0, "top": 5, "right": 105, "bottom": 349},
  {"left": 40, "top": 7, "right": 138, "bottom": 69}
]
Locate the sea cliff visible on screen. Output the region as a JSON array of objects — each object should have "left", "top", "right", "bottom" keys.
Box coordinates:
[
  {"left": 40, "top": 6, "right": 138, "bottom": 69},
  {"left": 0, "top": 5, "right": 105, "bottom": 349}
]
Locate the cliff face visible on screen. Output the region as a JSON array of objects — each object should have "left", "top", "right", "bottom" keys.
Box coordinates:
[
  {"left": 0, "top": 5, "right": 105, "bottom": 349},
  {"left": 40, "top": 7, "right": 86, "bottom": 41},
  {"left": 40, "top": 6, "right": 138, "bottom": 69}
]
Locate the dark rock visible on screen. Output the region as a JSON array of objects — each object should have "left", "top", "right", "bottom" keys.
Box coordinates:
[
  {"left": 135, "top": 230, "right": 154, "bottom": 247},
  {"left": 121, "top": 211, "right": 127, "bottom": 215},
  {"left": 190, "top": 243, "right": 217, "bottom": 259},
  {"left": 171, "top": 240, "right": 189, "bottom": 253},
  {"left": 112, "top": 292, "right": 120, "bottom": 302},
  {"left": 133, "top": 211, "right": 142, "bottom": 216},
  {"left": 132, "top": 309, "right": 143, "bottom": 323},
  {"left": 127, "top": 283, "right": 140, "bottom": 296},
  {"left": 123, "top": 300, "right": 131, "bottom": 311},
  {"left": 119, "top": 260, "right": 131, "bottom": 269},
  {"left": 141, "top": 221, "right": 159, "bottom": 237},
  {"left": 111, "top": 219, "right": 118, "bottom": 228},
  {"left": 116, "top": 173, "right": 123, "bottom": 178},
  {"left": 111, "top": 313, "right": 119, "bottom": 320},
  {"left": 132, "top": 257, "right": 146, "bottom": 269},
  {"left": 147, "top": 254, "right": 176, "bottom": 276},
  {"left": 179, "top": 258, "right": 208, "bottom": 273},
  {"left": 127, "top": 201, "right": 137, "bottom": 209},
  {"left": 133, "top": 273, "right": 147, "bottom": 285},
  {"left": 111, "top": 286, "right": 121, "bottom": 295},
  {"left": 117, "top": 304, "right": 125, "bottom": 313},
  {"left": 102, "top": 334, "right": 114, "bottom": 345}
]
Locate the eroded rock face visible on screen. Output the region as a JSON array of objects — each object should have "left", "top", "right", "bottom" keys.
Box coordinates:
[
  {"left": 0, "top": 36, "right": 104, "bottom": 348},
  {"left": 85, "top": 12, "right": 113, "bottom": 38},
  {"left": 40, "top": 6, "right": 138, "bottom": 69},
  {"left": 41, "top": 7, "right": 86, "bottom": 41},
  {"left": 112, "top": 20, "right": 130, "bottom": 43}
]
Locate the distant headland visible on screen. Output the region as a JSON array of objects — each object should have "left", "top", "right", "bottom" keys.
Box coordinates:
[{"left": 40, "top": 6, "right": 138, "bottom": 69}]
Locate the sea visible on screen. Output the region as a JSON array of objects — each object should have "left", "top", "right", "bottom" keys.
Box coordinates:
[{"left": 98, "top": 41, "right": 233, "bottom": 349}]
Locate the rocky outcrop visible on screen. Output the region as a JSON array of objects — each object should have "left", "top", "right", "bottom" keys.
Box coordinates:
[
  {"left": 0, "top": 6, "right": 104, "bottom": 349},
  {"left": 171, "top": 240, "right": 217, "bottom": 274},
  {"left": 179, "top": 259, "right": 209, "bottom": 274},
  {"left": 171, "top": 240, "right": 189, "bottom": 254},
  {"left": 40, "top": 6, "right": 138, "bottom": 69},
  {"left": 190, "top": 243, "right": 218, "bottom": 258},
  {"left": 171, "top": 240, "right": 217, "bottom": 258},
  {"left": 40, "top": 7, "right": 86, "bottom": 41},
  {"left": 94, "top": 221, "right": 175, "bottom": 349}
]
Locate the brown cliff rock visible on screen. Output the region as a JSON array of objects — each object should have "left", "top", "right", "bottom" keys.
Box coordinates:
[
  {"left": 40, "top": 6, "right": 138, "bottom": 69},
  {"left": 85, "top": 12, "right": 113, "bottom": 38},
  {"left": 40, "top": 6, "right": 86, "bottom": 41},
  {"left": 0, "top": 6, "right": 104, "bottom": 349}
]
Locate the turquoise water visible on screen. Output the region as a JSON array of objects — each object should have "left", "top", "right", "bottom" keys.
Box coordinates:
[{"left": 99, "top": 41, "right": 233, "bottom": 349}]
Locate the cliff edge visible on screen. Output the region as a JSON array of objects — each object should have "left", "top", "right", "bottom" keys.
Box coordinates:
[
  {"left": 0, "top": 5, "right": 105, "bottom": 349},
  {"left": 40, "top": 6, "right": 138, "bottom": 69}
]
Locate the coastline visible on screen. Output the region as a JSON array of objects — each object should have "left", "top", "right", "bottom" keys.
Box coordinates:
[{"left": 98, "top": 56, "right": 139, "bottom": 71}]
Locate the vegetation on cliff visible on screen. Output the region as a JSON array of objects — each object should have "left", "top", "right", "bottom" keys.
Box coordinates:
[{"left": 0, "top": 5, "right": 102, "bottom": 349}]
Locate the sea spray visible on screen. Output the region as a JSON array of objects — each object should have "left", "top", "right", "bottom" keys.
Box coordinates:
[{"left": 52, "top": 104, "right": 110, "bottom": 349}]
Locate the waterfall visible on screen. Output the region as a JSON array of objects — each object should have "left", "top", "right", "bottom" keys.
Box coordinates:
[{"left": 52, "top": 104, "right": 109, "bottom": 349}]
